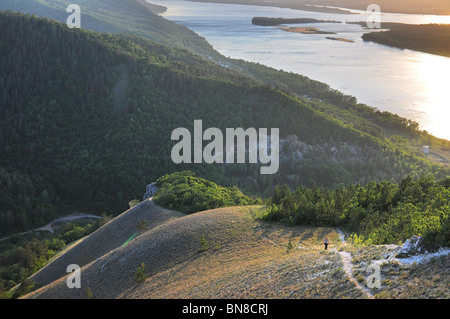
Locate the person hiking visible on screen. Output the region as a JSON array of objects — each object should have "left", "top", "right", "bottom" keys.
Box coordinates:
[{"left": 323, "top": 237, "right": 329, "bottom": 250}]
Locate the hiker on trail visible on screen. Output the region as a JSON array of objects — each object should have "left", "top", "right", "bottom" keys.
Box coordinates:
[{"left": 324, "top": 237, "right": 329, "bottom": 250}]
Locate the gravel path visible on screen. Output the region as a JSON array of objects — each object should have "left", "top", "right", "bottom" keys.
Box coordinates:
[{"left": 333, "top": 228, "right": 374, "bottom": 299}]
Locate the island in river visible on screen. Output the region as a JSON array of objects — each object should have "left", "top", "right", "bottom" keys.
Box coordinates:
[
  {"left": 252, "top": 17, "right": 341, "bottom": 26},
  {"left": 326, "top": 37, "right": 354, "bottom": 43},
  {"left": 280, "top": 27, "right": 336, "bottom": 35}
]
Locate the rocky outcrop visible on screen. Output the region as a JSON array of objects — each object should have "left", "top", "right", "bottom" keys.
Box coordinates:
[
  {"left": 396, "top": 235, "right": 427, "bottom": 258},
  {"left": 143, "top": 182, "right": 158, "bottom": 200}
]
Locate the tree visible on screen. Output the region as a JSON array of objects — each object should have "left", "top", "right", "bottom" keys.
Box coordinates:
[
  {"left": 133, "top": 262, "right": 147, "bottom": 284},
  {"left": 128, "top": 199, "right": 140, "bottom": 208}
]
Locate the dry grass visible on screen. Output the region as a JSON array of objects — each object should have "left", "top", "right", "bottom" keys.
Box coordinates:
[
  {"left": 27, "top": 199, "right": 183, "bottom": 288},
  {"left": 127, "top": 221, "right": 363, "bottom": 299},
  {"left": 340, "top": 243, "right": 450, "bottom": 299},
  {"left": 22, "top": 205, "right": 449, "bottom": 299}
]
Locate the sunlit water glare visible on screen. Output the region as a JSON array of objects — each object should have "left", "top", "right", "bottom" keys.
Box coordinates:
[{"left": 149, "top": 0, "right": 450, "bottom": 140}]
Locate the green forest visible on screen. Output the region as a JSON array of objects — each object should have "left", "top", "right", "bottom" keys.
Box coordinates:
[
  {"left": 153, "top": 171, "right": 258, "bottom": 214},
  {"left": 0, "top": 217, "right": 108, "bottom": 298},
  {"left": 0, "top": 0, "right": 218, "bottom": 59},
  {"left": 0, "top": 11, "right": 449, "bottom": 239},
  {"left": 1, "top": 170, "right": 449, "bottom": 298},
  {"left": 0, "top": 0, "right": 450, "bottom": 300},
  {"left": 154, "top": 171, "right": 450, "bottom": 249},
  {"left": 264, "top": 175, "right": 450, "bottom": 247}
]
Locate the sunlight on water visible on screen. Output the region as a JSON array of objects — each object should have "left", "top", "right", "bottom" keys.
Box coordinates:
[
  {"left": 412, "top": 54, "right": 450, "bottom": 139},
  {"left": 149, "top": 0, "right": 450, "bottom": 140},
  {"left": 325, "top": 6, "right": 450, "bottom": 25}
]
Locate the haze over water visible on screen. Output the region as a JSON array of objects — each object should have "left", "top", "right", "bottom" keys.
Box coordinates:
[{"left": 149, "top": 0, "right": 450, "bottom": 140}]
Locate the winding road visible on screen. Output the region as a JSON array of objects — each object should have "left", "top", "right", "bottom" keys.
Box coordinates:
[{"left": 0, "top": 213, "right": 101, "bottom": 242}]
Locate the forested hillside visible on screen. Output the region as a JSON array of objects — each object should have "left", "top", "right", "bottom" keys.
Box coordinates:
[
  {"left": 3, "top": 1, "right": 449, "bottom": 148},
  {"left": 265, "top": 175, "right": 450, "bottom": 247},
  {"left": 0, "top": 11, "right": 449, "bottom": 237},
  {"left": 0, "top": 0, "right": 219, "bottom": 59},
  {"left": 362, "top": 24, "right": 450, "bottom": 58}
]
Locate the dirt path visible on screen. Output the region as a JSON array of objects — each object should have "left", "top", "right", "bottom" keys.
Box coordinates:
[
  {"left": 34, "top": 213, "right": 101, "bottom": 233},
  {"left": 0, "top": 213, "right": 101, "bottom": 242},
  {"left": 333, "top": 228, "right": 374, "bottom": 299}
]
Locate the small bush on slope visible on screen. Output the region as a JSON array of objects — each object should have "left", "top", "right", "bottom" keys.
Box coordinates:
[{"left": 153, "top": 171, "right": 259, "bottom": 214}]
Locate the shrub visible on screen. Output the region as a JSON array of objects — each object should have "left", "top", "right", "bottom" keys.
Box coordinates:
[
  {"left": 286, "top": 239, "right": 294, "bottom": 253},
  {"left": 199, "top": 235, "right": 209, "bottom": 252},
  {"left": 85, "top": 286, "right": 94, "bottom": 299},
  {"left": 134, "top": 262, "right": 147, "bottom": 284},
  {"left": 128, "top": 199, "right": 140, "bottom": 208}
]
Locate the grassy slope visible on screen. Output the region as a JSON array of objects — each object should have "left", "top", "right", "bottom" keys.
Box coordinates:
[
  {"left": 23, "top": 205, "right": 449, "bottom": 299},
  {"left": 23, "top": 206, "right": 362, "bottom": 299},
  {"left": 27, "top": 199, "right": 183, "bottom": 289}
]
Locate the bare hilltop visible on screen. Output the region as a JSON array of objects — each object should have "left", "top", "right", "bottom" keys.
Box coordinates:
[{"left": 22, "top": 201, "right": 449, "bottom": 299}]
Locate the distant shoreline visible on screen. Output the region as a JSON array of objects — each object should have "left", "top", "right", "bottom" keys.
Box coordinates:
[
  {"left": 187, "top": 0, "right": 358, "bottom": 14},
  {"left": 280, "top": 27, "right": 336, "bottom": 35},
  {"left": 138, "top": 0, "right": 167, "bottom": 14},
  {"left": 362, "top": 23, "right": 450, "bottom": 58},
  {"left": 186, "top": 0, "right": 450, "bottom": 16},
  {"left": 252, "top": 17, "right": 342, "bottom": 26}
]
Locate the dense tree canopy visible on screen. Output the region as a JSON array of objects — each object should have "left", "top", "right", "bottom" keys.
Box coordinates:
[
  {"left": 362, "top": 24, "right": 450, "bottom": 58},
  {"left": 153, "top": 171, "right": 257, "bottom": 214},
  {"left": 0, "top": 11, "right": 448, "bottom": 238},
  {"left": 264, "top": 176, "right": 450, "bottom": 247}
]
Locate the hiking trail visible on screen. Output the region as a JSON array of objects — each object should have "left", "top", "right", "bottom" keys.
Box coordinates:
[{"left": 333, "top": 228, "right": 375, "bottom": 299}]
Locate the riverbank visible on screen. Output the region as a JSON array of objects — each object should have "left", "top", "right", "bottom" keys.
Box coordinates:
[
  {"left": 252, "top": 17, "right": 341, "bottom": 26},
  {"left": 138, "top": 0, "right": 167, "bottom": 14},
  {"left": 362, "top": 23, "right": 450, "bottom": 58},
  {"left": 187, "top": 0, "right": 450, "bottom": 16},
  {"left": 188, "top": 0, "right": 357, "bottom": 14},
  {"left": 281, "top": 27, "right": 336, "bottom": 35}
]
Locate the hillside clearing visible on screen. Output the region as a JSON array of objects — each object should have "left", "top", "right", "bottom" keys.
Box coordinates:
[
  {"left": 22, "top": 205, "right": 449, "bottom": 299},
  {"left": 23, "top": 206, "right": 365, "bottom": 299},
  {"left": 26, "top": 199, "right": 183, "bottom": 288}
]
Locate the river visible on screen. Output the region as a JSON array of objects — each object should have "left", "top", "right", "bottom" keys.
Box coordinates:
[{"left": 148, "top": 0, "right": 450, "bottom": 140}]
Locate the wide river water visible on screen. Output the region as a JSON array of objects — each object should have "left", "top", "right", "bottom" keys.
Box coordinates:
[{"left": 148, "top": 0, "right": 450, "bottom": 140}]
